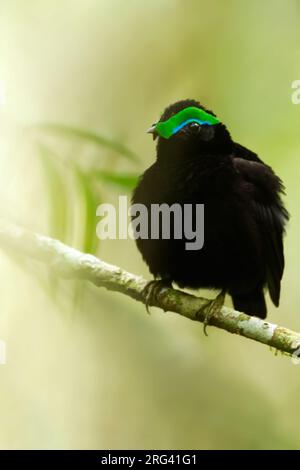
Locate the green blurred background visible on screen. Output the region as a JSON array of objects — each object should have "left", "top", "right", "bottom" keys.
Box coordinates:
[{"left": 0, "top": 0, "right": 300, "bottom": 450}]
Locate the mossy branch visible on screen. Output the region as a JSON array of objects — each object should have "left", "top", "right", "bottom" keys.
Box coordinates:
[{"left": 0, "top": 220, "right": 299, "bottom": 356}]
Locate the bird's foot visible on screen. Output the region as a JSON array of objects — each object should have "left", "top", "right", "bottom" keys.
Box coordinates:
[
  {"left": 143, "top": 279, "right": 172, "bottom": 314},
  {"left": 200, "top": 289, "right": 226, "bottom": 336}
]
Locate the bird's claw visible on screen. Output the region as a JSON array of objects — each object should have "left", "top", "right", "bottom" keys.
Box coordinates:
[
  {"left": 199, "top": 290, "right": 226, "bottom": 336},
  {"left": 142, "top": 279, "right": 172, "bottom": 314}
]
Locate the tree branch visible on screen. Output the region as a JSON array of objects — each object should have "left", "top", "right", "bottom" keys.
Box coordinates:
[{"left": 0, "top": 220, "right": 299, "bottom": 356}]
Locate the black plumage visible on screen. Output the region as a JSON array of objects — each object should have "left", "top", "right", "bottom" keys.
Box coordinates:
[{"left": 132, "top": 99, "right": 289, "bottom": 318}]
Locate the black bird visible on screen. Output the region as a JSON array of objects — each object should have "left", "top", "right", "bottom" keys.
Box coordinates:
[{"left": 132, "top": 99, "right": 289, "bottom": 327}]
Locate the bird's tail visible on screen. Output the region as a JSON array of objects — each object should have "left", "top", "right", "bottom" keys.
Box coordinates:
[{"left": 231, "top": 289, "right": 267, "bottom": 319}]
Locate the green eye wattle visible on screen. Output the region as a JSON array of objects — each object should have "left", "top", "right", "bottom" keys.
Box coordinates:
[{"left": 155, "top": 106, "right": 220, "bottom": 139}]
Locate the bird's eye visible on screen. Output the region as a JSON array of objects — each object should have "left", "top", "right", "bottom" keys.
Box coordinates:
[{"left": 188, "top": 122, "right": 201, "bottom": 133}]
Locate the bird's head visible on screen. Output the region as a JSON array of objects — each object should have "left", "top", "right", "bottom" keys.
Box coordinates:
[{"left": 147, "top": 99, "right": 233, "bottom": 162}]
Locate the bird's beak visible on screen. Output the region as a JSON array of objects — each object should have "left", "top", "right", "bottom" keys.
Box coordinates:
[
  {"left": 147, "top": 124, "right": 158, "bottom": 140},
  {"left": 147, "top": 124, "right": 156, "bottom": 134}
]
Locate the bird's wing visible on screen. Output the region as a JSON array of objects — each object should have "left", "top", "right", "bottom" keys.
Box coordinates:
[
  {"left": 233, "top": 156, "right": 289, "bottom": 307},
  {"left": 233, "top": 142, "right": 264, "bottom": 163}
]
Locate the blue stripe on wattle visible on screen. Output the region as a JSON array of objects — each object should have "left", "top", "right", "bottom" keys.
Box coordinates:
[{"left": 172, "top": 118, "right": 213, "bottom": 135}]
